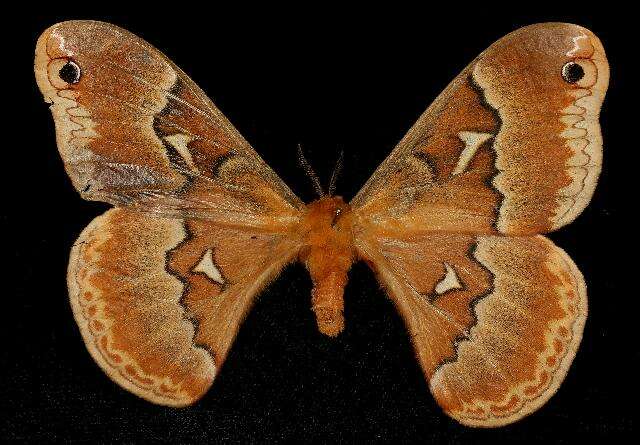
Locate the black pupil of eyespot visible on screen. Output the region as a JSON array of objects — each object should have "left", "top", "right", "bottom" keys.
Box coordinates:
[
  {"left": 59, "top": 61, "right": 81, "bottom": 84},
  {"left": 562, "top": 62, "right": 584, "bottom": 84}
]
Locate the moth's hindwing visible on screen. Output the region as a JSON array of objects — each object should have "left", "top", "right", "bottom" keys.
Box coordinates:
[
  {"left": 69, "top": 209, "right": 299, "bottom": 406},
  {"left": 357, "top": 232, "right": 586, "bottom": 427}
]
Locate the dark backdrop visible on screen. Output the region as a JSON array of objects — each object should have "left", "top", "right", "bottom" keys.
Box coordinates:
[{"left": 3, "top": 5, "right": 633, "bottom": 443}]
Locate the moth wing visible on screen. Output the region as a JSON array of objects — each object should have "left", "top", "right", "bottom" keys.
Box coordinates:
[
  {"left": 69, "top": 208, "right": 300, "bottom": 406},
  {"left": 36, "top": 21, "right": 305, "bottom": 404},
  {"left": 356, "top": 232, "right": 586, "bottom": 427},
  {"left": 351, "top": 24, "right": 603, "bottom": 425},
  {"left": 351, "top": 23, "right": 608, "bottom": 235},
  {"left": 35, "top": 20, "right": 302, "bottom": 227}
]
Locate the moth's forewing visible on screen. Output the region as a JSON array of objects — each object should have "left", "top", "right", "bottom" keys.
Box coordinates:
[{"left": 352, "top": 23, "right": 608, "bottom": 236}]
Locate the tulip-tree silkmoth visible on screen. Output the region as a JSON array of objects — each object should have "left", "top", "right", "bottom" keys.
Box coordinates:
[{"left": 35, "top": 21, "right": 608, "bottom": 427}]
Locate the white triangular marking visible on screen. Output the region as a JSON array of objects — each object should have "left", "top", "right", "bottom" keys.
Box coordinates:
[
  {"left": 163, "top": 133, "right": 197, "bottom": 170},
  {"left": 435, "top": 263, "right": 462, "bottom": 294},
  {"left": 453, "top": 131, "right": 493, "bottom": 175},
  {"left": 193, "top": 249, "right": 225, "bottom": 284}
]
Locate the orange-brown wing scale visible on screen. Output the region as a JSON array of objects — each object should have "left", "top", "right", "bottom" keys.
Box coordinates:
[
  {"left": 356, "top": 232, "right": 586, "bottom": 427},
  {"left": 35, "top": 20, "right": 302, "bottom": 228},
  {"left": 352, "top": 23, "right": 607, "bottom": 426},
  {"left": 69, "top": 208, "right": 300, "bottom": 406}
]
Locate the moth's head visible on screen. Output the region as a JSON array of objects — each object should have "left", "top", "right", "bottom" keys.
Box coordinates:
[
  {"left": 472, "top": 23, "right": 608, "bottom": 111},
  {"left": 306, "top": 195, "right": 350, "bottom": 221}
]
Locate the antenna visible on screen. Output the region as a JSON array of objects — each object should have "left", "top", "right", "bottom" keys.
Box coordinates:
[
  {"left": 328, "top": 150, "right": 344, "bottom": 196},
  {"left": 297, "top": 144, "right": 325, "bottom": 197}
]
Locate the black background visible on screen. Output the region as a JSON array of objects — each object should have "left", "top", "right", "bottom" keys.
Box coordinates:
[{"left": 3, "top": 5, "right": 634, "bottom": 443}]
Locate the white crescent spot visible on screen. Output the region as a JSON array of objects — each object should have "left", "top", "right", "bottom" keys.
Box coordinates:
[
  {"left": 193, "top": 249, "right": 225, "bottom": 285},
  {"left": 453, "top": 131, "right": 493, "bottom": 175},
  {"left": 435, "top": 263, "right": 462, "bottom": 294}
]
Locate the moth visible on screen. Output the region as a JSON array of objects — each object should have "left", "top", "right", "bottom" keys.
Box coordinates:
[{"left": 35, "top": 21, "right": 608, "bottom": 427}]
